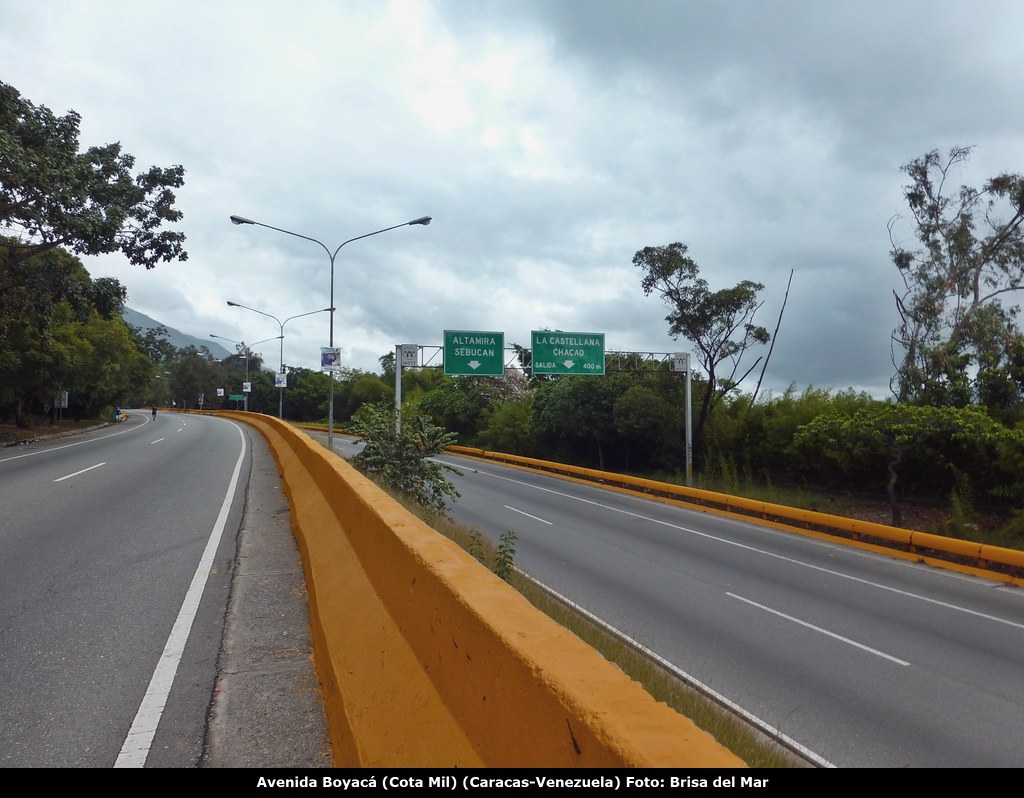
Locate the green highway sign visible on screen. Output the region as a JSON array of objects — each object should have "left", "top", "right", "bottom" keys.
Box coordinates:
[
  {"left": 530, "top": 331, "right": 605, "bottom": 375},
  {"left": 444, "top": 330, "right": 505, "bottom": 376},
  {"left": 228, "top": 393, "right": 244, "bottom": 401}
]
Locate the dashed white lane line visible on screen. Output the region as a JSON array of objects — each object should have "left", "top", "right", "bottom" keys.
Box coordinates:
[
  {"left": 728, "top": 592, "right": 911, "bottom": 666},
  {"left": 53, "top": 462, "right": 106, "bottom": 482}
]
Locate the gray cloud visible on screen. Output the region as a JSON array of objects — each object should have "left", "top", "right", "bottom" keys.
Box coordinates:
[{"left": 3, "top": 0, "right": 1022, "bottom": 398}]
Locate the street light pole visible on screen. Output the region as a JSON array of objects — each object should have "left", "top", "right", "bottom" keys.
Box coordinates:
[
  {"left": 211, "top": 333, "right": 282, "bottom": 412},
  {"left": 226, "top": 301, "right": 332, "bottom": 418},
  {"left": 229, "top": 213, "right": 431, "bottom": 450}
]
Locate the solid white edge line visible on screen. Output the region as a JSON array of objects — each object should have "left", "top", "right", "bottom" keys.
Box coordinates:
[
  {"left": 53, "top": 462, "right": 106, "bottom": 482},
  {"left": 727, "top": 593, "right": 911, "bottom": 666},
  {"left": 519, "top": 570, "right": 837, "bottom": 768},
  {"left": 1, "top": 413, "right": 151, "bottom": 464},
  {"left": 113, "top": 420, "right": 247, "bottom": 768}
]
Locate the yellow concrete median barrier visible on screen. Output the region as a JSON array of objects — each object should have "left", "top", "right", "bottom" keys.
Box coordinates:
[{"left": 220, "top": 412, "right": 745, "bottom": 768}]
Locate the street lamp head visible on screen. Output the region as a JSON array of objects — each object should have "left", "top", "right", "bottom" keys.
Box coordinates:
[
  {"left": 409, "top": 216, "right": 432, "bottom": 226},
  {"left": 230, "top": 215, "right": 255, "bottom": 225},
  {"left": 226, "top": 301, "right": 238, "bottom": 307}
]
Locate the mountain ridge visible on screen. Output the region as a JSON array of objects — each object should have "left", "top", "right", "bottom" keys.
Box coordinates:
[{"left": 121, "top": 307, "right": 233, "bottom": 359}]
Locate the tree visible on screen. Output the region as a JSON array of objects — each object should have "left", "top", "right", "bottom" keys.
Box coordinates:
[
  {"left": 531, "top": 373, "right": 635, "bottom": 470},
  {"left": 613, "top": 384, "right": 677, "bottom": 469},
  {"left": 282, "top": 367, "right": 330, "bottom": 421},
  {"left": 0, "top": 80, "right": 187, "bottom": 270},
  {"left": 349, "top": 403, "right": 461, "bottom": 514},
  {"left": 168, "top": 346, "right": 222, "bottom": 409},
  {"left": 633, "top": 242, "right": 769, "bottom": 458},
  {"left": 416, "top": 374, "right": 528, "bottom": 442},
  {"left": 478, "top": 396, "right": 536, "bottom": 455},
  {"left": 70, "top": 311, "right": 151, "bottom": 417},
  {"left": 129, "top": 323, "right": 177, "bottom": 366},
  {"left": 792, "top": 404, "right": 1009, "bottom": 526},
  {"left": 0, "top": 241, "right": 136, "bottom": 422},
  {"left": 890, "top": 146, "right": 1024, "bottom": 407}
]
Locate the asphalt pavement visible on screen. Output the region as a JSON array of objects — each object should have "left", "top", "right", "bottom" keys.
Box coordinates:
[
  {"left": 200, "top": 423, "right": 332, "bottom": 768},
  {"left": 4, "top": 418, "right": 332, "bottom": 768}
]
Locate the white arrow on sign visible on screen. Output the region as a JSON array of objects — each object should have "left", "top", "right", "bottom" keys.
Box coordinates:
[
  {"left": 468, "top": 360, "right": 482, "bottom": 370},
  {"left": 562, "top": 360, "right": 575, "bottom": 369}
]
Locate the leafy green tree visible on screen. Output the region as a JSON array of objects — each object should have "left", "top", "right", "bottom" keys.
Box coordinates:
[
  {"left": 282, "top": 367, "right": 330, "bottom": 421},
  {"left": 349, "top": 403, "right": 461, "bottom": 514},
  {"left": 633, "top": 242, "right": 770, "bottom": 458},
  {"left": 73, "top": 311, "right": 151, "bottom": 416},
  {"left": 414, "top": 375, "right": 526, "bottom": 441},
  {"left": 348, "top": 372, "right": 391, "bottom": 411},
  {"left": 168, "top": 346, "right": 222, "bottom": 409},
  {"left": 245, "top": 370, "right": 277, "bottom": 414},
  {"left": 129, "top": 323, "right": 177, "bottom": 366},
  {"left": 417, "top": 378, "right": 480, "bottom": 438},
  {"left": 792, "top": 404, "right": 1010, "bottom": 525},
  {"left": 0, "top": 80, "right": 186, "bottom": 270},
  {"left": 531, "top": 374, "right": 635, "bottom": 470},
  {"left": 0, "top": 242, "right": 135, "bottom": 422},
  {"left": 890, "top": 146, "right": 1024, "bottom": 407},
  {"left": 614, "top": 384, "right": 677, "bottom": 470},
  {"left": 478, "top": 396, "right": 536, "bottom": 455},
  {"left": 378, "top": 351, "right": 396, "bottom": 383},
  {"left": 709, "top": 385, "right": 877, "bottom": 483}
]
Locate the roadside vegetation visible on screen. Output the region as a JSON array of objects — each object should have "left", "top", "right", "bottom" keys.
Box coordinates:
[{"left": 7, "top": 101, "right": 1023, "bottom": 551}]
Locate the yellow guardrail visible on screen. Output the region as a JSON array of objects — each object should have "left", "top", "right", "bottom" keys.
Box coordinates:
[
  {"left": 447, "top": 445, "right": 1024, "bottom": 587},
  {"left": 218, "top": 412, "right": 745, "bottom": 768}
]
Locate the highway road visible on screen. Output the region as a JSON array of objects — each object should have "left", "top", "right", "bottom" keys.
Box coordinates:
[
  {"left": 441, "top": 453, "right": 1024, "bottom": 768},
  {"left": 329, "top": 434, "right": 1024, "bottom": 768},
  {"left": 0, "top": 411, "right": 249, "bottom": 767},
  {"left": 13, "top": 415, "right": 1014, "bottom": 769}
]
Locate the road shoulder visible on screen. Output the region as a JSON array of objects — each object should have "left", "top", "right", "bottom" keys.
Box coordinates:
[{"left": 202, "top": 426, "right": 331, "bottom": 768}]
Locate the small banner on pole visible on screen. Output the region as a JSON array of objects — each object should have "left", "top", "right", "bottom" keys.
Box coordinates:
[{"left": 320, "top": 347, "right": 341, "bottom": 372}]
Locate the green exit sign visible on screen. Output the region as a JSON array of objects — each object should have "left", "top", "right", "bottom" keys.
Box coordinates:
[
  {"left": 530, "top": 331, "right": 605, "bottom": 375},
  {"left": 444, "top": 330, "right": 505, "bottom": 376}
]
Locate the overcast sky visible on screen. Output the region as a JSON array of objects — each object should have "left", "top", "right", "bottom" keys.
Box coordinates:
[{"left": 4, "top": 0, "right": 1023, "bottom": 397}]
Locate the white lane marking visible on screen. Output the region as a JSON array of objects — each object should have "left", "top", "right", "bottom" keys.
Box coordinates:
[
  {"left": 150, "top": 438, "right": 165, "bottom": 445},
  {"left": 520, "top": 571, "right": 836, "bottom": 768},
  {"left": 0, "top": 416, "right": 147, "bottom": 464},
  {"left": 114, "top": 421, "right": 248, "bottom": 768},
  {"left": 53, "top": 462, "right": 106, "bottom": 482},
  {"left": 504, "top": 505, "right": 552, "bottom": 525},
  {"left": 441, "top": 458, "right": 1024, "bottom": 632},
  {"left": 728, "top": 593, "right": 911, "bottom": 666}
]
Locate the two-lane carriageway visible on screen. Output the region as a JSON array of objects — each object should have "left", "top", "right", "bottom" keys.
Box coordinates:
[
  {"left": 422, "top": 449, "right": 1024, "bottom": 768},
  {"left": 0, "top": 411, "right": 249, "bottom": 767}
]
